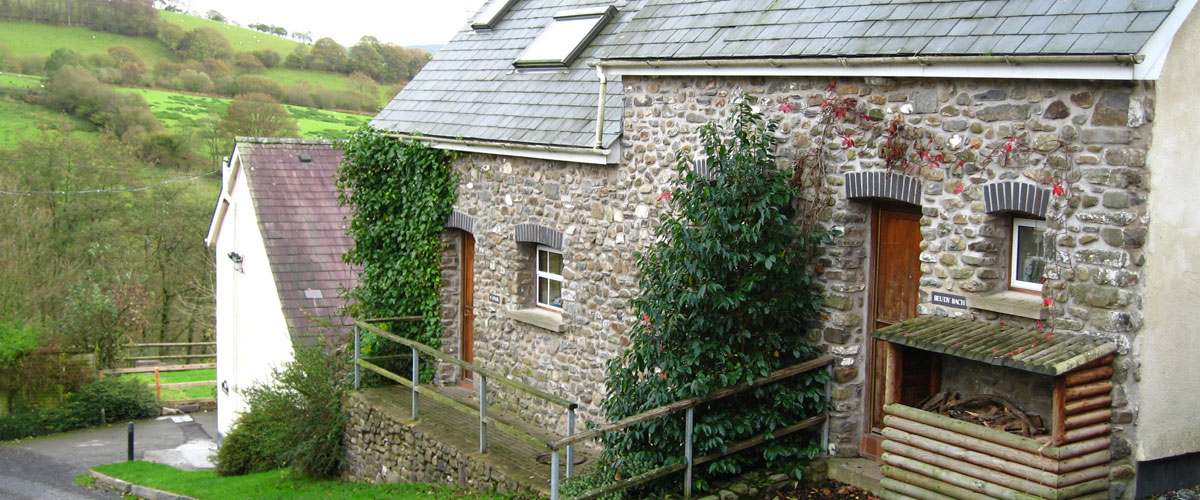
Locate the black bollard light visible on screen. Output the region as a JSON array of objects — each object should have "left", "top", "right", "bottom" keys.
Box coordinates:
[{"left": 127, "top": 422, "right": 134, "bottom": 461}]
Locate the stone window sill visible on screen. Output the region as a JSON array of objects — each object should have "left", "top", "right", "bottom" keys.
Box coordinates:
[
  {"left": 966, "top": 290, "right": 1048, "bottom": 320},
  {"left": 505, "top": 308, "right": 565, "bottom": 333}
]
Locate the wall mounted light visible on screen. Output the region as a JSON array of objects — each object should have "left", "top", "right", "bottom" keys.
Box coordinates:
[{"left": 227, "top": 251, "right": 244, "bottom": 272}]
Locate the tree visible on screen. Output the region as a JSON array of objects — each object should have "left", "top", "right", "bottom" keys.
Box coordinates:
[
  {"left": 219, "top": 93, "right": 298, "bottom": 139},
  {"left": 251, "top": 48, "right": 281, "bottom": 69},
  {"left": 43, "top": 48, "right": 85, "bottom": 74},
  {"left": 307, "top": 37, "right": 347, "bottom": 72},
  {"left": 601, "top": 98, "right": 831, "bottom": 487},
  {"left": 177, "top": 27, "right": 233, "bottom": 61},
  {"left": 206, "top": 9, "right": 226, "bottom": 23},
  {"left": 156, "top": 20, "right": 184, "bottom": 50},
  {"left": 107, "top": 45, "right": 146, "bottom": 73}
]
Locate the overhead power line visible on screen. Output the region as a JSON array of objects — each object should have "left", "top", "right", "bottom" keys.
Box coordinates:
[{"left": 0, "top": 170, "right": 219, "bottom": 196}]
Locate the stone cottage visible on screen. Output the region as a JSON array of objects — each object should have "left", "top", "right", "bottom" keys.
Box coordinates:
[{"left": 369, "top": 0, "right": 1200, "bottom": 497}]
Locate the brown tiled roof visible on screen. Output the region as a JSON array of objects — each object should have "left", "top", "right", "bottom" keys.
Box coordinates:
[{"left": 238, "top": 138, "right": 356, "bottom": 345}]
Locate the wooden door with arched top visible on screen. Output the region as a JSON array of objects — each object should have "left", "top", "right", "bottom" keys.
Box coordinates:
[{"left": 460, "top": 231, "right": 475, "bottom": 384}]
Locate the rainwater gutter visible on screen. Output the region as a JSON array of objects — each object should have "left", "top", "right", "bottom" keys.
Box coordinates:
[
  {"left": 382, "top": 133, "right": 614, "bottom": 165},
  {"left": 591, "top": 54, "right": 1145, "bottom": 80}
]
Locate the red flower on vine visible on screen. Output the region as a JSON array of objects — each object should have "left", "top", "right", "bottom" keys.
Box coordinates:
[
  {"left": 778, "top": 102, "right": 794, "bottom": 114},
  {"left": 828, "top": 81, "right": 837, "bottom": 91},
  {"left": 1036, "top": 321, "right": 1044, "bottom": 329},
  {"left": 1044, "top": 298, "right": 1053, "bottom": 307},
  {"left": 953, "top": 181, "right": 964, "bottom": 195},
  {"left": 840, "top": 131, "right": 855, "bottom": 148},
  {"left": 1005, "top": 136, "right": 1018, "bottom": 153},
  {"left": 1052, "top": 180, "right": 1065, "bottom": 197},
  {"left": 642, "top": 314, "right": 651, "bottom": 322},
  {"left": 657, "top": 191, "right": 672, "bottom": 201}
]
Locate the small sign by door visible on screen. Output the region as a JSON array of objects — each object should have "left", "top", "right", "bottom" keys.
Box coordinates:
[{"left": 931, "top": 292, "right": 967, "bottom": 309}]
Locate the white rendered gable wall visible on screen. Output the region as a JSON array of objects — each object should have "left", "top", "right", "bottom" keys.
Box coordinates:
[{"left": 213, "top": 153, "right": 295, "bottom": 437}]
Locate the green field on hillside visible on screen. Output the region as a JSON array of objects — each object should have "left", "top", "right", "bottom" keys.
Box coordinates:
[
  {"left": 0, "top": 98, "right": 97, "bottom": 147},
  {"left": 123, "top": 87, "right": 368, "bottom": 139},
  {"left": 0, "top": 72, "right": 43, "bottom": 88},
  {"left": 0, "top": 19, "right": 172, "bottom": 62},
  {"left": 119, "top": 368, "right": 216, "bottom": 401},
  {"left": 160, "top": 11, "right": 301, "bottom": 55}
]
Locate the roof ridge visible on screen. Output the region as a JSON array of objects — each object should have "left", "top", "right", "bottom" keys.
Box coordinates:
[{"left": 236, "top": 137, "right": 339, "bottom": 146}]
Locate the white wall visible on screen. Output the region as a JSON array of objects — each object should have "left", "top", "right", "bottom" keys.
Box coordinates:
[
  {"left": 1138, "top": 5, "right": 1200, "bottom": 462},
  {"left": 213, "top": 152, "right": 295, "bottom": 437}
]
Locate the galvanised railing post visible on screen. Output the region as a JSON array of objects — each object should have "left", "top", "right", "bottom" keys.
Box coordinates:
[
  {"left": 821, "top": 363, "right": 833, "bottom": 452},
  {"left": 566, "top": 407, "right": 576, "bottom": 478},
  {"left": 353, "top": 325, "right": 361, "bottom": 390},
  {"left": 479, "top": 375, "right": 488, "bottom": 453},
  {"left": 411, "top": 346, "right": 419, "bottom": 420},
  {"left": 684, "top": 407, "right": 695, "bottom": 498},
  {"left": 550, "top": 450, "right": 560, "bottom": 500}
]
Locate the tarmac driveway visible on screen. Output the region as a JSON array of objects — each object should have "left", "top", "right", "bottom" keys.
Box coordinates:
[{"left": 0, "top": 410, "right": 217, "bottom": 499}]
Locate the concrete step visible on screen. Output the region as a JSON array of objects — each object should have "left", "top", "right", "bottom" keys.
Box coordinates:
[{"left": 824, "top": 457, "right": 884, "bottom": 495}]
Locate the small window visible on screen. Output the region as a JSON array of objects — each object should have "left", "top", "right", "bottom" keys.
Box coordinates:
[
  {"left": 1010, "top": 218, "right": 1047, "bottom": 292},
  {"left": 536, "top": 246, "right": 564, "bottom": 310},
  {"left": 471, "top": 0, "right": 517, "bottom": 30},
  {"left": 514, "top": 6, "right": 615, "bottom": 68}
]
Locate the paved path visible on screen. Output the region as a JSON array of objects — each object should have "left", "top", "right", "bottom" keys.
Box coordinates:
[{"left": 0, "top": 411, "right": 217, "bottom": 499}]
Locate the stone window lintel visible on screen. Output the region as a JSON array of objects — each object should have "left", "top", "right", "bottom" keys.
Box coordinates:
[
  {"left": 505, "top": 307, "right": 565, "bottom": 333},
  {"left": 965, "top": 290, "right": 1048, "bottom": 320}
]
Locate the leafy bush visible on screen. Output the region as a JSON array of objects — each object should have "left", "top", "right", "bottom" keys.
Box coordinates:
[
  {"left": 215, "top": 340, "right": 350, "bottom": 478},
  {"left": 0, "top": 378, "right": 157, "bottom": 441},
  {"left": 601, "top": 97, "right": 831, "bottom": 491},
  {"left": 251, "top": 49, "right": 282, "bottom": 69},
  {"left": 59, "top": 377, "right": 159, "bottom": 429},
  {"left": 230, "top": 75, "right": 286, "bottom": 101},
  {"left": 232, "top": 53, "right": 267, "bottom": 75}
]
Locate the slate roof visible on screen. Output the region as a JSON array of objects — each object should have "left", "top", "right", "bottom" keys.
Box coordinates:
[
  {"left": 238, "top": 138, "right": 356, "bottom": 345},
  {"left": 371, "top": 0, "right": 629, "bottom": 149},
  {"left": 873, "top": 316, "right": 1117, "bottom": 376},
  {"left": 374, "top": 0, "right": 1181, "bottom": 150},
  {"left": 605, "top": 0, "right": 1177, "bottom": 60}
]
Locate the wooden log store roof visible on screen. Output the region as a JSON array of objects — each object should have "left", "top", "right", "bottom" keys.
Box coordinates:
[{"left": 872, "top": 316, "right": 1116, "bottom": 376}]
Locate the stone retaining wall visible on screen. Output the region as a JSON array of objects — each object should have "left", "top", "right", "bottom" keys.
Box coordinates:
[{"left": 341, "top": 391, "right": 534, "bottom": 494}]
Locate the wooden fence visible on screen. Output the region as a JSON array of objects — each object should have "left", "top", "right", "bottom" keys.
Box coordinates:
[{"left": 99, "top": 341, "right": 216, "bottom": 405}]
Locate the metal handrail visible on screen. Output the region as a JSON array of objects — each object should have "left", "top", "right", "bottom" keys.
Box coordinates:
[
  {"left": 553, "top": 355, "right": 835, "bottom": 500},
  {"left": 355, "top": 320, "right": 577, "bottom": 409},
  {"left": 353, "top": 318, "right": 580, "bottom": 479}
]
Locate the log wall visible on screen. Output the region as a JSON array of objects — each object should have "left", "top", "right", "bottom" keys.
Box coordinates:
[{"left": 879, "top": 402, "right": 1112, "bottom": 500}]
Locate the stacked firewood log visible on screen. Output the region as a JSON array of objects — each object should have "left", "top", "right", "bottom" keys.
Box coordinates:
[{"left": 919, "top": 391, "right": 1047, "bottom": 438}]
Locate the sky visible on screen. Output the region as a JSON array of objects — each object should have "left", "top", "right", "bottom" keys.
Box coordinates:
[{"left": 174, "top": 0, "right": 489, "bottom": 47}]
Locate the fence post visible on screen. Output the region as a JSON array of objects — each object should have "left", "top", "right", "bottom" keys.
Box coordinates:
[
  {"left": 684, "top": 407, "right": 695, "bottom": 498},
  {"left": 127, "top": 422, "right": 134, "bottom": 461},
  {"left": 821, "top": 363, "right": 833, "bottom": 452},
  {"left": 478, "top": 375, "right": 488, "bottom": 454},
  {"left": 411, "top": 346, "right": 419, "bottom": 420},
  {"left": 154, "top": 366, "right": 161, "bottom": 401},
  {"left": 566, "top": 407, "right": 576, "bottom": 479},
  {"left": 550, "top": 449, "right": 560, "bottom": 500},
  {"left": 353, "top": 324, "right": 361, "bottom": 390}
]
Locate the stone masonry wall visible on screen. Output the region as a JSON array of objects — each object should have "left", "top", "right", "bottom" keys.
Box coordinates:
[
  {"left": 622, "top": 75, "right": 1151, "bottom": 497},
  {"left": 342, "top": 391, "right": 533, "bottom": 493},
  {"left": 434, "top": 151, "right": 668, "bottom": 434}
]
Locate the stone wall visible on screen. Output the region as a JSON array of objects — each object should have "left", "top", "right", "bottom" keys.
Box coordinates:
[
  {"left": 621, "top": 75, "right": 1151, "bottom": 495},
  {"left": 939, "top": 356, "right": 1054, "bottom": 421},
  {"left": 434, "top": 152, "right": 666, "bottom": 433},
  {"left": 342, "top": 391, "right": 534, "bottom": 493}
]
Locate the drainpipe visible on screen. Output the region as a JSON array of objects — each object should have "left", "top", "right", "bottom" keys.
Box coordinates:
[{"left": 595, "top": 64, "right": 607, "bottom": 150}]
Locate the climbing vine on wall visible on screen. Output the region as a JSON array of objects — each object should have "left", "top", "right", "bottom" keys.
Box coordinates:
[
  {"left": 337, "top": 126, "right": 457, "bottom": 352},
  {"left": 600, "top": 97, "right": 832, "bottom": 489}
]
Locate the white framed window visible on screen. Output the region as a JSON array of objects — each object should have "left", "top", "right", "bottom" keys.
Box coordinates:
[
  {"left": 536, "top": 246, "right": 564, "bottom": 310},
  {"left": 514, "top": 6, "right": 615, "bottom": 68},
  {"left": 1010, "top": 218, "right": 1048, "bottom": 292}
]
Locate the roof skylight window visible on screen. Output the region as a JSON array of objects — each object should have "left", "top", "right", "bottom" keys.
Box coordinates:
[
  {"left": 471, "top": 0, "right": 517, "bottom": 30},
  {"left": 514, "top": 5, "right": 616, "bottom": 68}
]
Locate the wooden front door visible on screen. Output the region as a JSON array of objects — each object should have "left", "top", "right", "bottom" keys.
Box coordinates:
[
  {"left": 863, "top": 205, "right": 924, "bottom": 458},
  {"left": 461, "top": 232, "right": 475, "bottom": 383}
]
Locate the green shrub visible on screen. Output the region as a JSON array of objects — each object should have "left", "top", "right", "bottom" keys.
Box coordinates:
[
  {"left": 231, "top": 75, "right": 285, "bottom": 101},
  {"left": 601, "top": 97, "right": 831, "bottom": 492},
  {"left": 60, "top": 377, "right": 159, "bottom": 429},
  {"left": 215, "top": 339, "right": 349, "bottom": 478}
]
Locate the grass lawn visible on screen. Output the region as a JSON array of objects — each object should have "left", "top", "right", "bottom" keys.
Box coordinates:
[
  {"left": 90, "top": 462, "right": 519, "bottom": 500},
  {"left": 120, "top": 87, "right": 368, "bottom": 140},
  {"left": 0, "top": 20, "right": 172, "bottom": 62},
  {"left": 119, "top": 368, "right": 216, "bottom": 401},
  {"left": 160, "top": 12, "right": 300, "bottom": 56},
  {"left": 0, "top": 98, "right": 97, "bottom": 148}
]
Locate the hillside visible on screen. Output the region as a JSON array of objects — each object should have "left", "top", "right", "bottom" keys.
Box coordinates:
[{"left": 0, "top": 14, "right": 396, "bottom": 107}]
